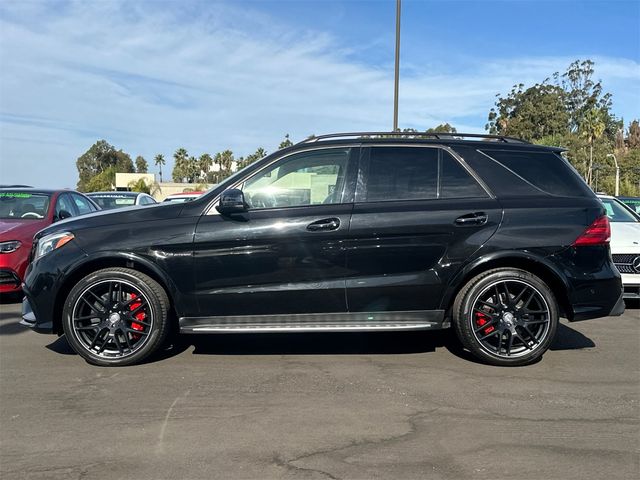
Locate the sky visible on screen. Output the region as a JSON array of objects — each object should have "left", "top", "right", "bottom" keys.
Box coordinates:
[{"left": 0, "top": 0, "right": 638, "bottom": 188}]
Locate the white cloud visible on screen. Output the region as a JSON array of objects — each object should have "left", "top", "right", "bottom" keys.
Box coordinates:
[{"left": 0, "top": 1, "right": 638, "bottom": 187}]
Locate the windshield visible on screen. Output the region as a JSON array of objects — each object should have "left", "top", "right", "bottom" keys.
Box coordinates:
[
  {"left": 90, "top": 196, "right": 136, "bottom": 209},
  {"left": 0, "top": 192, "right": 51, "bottom": 220},
  {"left": 600, "top": 197, "right": 639, "bottom": 223}
]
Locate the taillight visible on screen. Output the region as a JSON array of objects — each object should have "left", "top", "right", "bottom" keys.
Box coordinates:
[{"left": 572, "top": 215, "right": 610, "bottom": 246}]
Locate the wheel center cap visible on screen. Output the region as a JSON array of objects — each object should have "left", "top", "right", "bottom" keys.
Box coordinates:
[
  {"left": 108, "top": 312, "right": 121, "bottom": 325},
  {"left": 502, "top": 312, "right": 514, "bottom": 327}
]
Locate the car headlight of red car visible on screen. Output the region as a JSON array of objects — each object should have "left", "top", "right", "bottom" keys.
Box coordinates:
[{"left": 0, "top": 240, "right": 21, "bottom": 254}]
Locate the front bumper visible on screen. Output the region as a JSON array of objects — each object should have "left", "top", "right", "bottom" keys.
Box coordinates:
[{"left": 20, "top": 295, "right": 53, "bottom": 334}]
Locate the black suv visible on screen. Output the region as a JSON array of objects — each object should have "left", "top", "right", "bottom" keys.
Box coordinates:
[{"left": 21, "top": 132, "right": 624, "bottom": 366}]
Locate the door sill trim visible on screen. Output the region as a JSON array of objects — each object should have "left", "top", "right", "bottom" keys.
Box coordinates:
[{"left": 179, "top": 310, "right": 445, "bottom": 334}]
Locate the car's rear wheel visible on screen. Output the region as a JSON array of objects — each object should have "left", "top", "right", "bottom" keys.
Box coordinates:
[
  {"left": 453, "top": 268, "right": 559, "bottom": 366},
  {"left": 62, "top": 268, "right": 170, "bottom": 366}
]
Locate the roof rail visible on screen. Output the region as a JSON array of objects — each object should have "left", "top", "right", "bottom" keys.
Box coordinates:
[{"left": 296, "top": 132, "right": 530, "bottom": 145}]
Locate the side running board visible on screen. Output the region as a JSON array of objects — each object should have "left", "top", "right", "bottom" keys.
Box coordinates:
[{"left": 179, "top": 311, "right": 446, "bottom": 333}]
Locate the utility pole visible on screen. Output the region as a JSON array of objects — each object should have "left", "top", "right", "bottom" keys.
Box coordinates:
[{"left": 393, "top": 0, "right": 401, "bottom": 131}]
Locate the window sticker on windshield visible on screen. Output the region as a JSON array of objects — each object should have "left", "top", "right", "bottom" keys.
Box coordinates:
[{"left": 0, "top": 192, "right": 32, "bottom": 198}]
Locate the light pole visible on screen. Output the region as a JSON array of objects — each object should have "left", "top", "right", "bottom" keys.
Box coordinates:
[
  {"left": 606, "top": 153, "right": 620, "bottom": 196},
  {"left": 393, "top": 0, "right": 401, "bottom": 131}
]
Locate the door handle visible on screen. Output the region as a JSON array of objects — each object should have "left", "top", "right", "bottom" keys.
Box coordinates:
[
  {"left": 307, "top": 218, "right": 341, "bottom": 232},
  {"left": 455, "top": 212, "right": 488, "bottom": 226}
]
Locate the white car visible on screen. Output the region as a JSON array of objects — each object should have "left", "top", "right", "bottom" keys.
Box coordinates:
[{"left": 598, "top": 195, "right": 640, "bottom": 299}]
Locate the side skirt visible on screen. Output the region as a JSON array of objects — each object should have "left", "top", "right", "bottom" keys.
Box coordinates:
[{"left": 179, "top": 310, "right": 446, "bottom": 334}]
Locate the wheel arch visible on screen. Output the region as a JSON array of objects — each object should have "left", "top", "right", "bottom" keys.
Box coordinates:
[
  {"left": 441, "top": 252, "right": 574, "bottom": 321},
  {"left": 52, "top": 253, "right": 180, "bottom": 335}
]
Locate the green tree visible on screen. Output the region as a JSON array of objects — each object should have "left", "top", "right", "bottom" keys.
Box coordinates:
[
  {"left": 154, "top": 154, "right": 166, "bottom": 182},
  {"left": 486, "top": 82, "right": 569, "bottom": 141},
  {"left": 128, "top": 178, "right": 161, "bottom": 196},
  {"left": 627, "top": 120, "right": 640, "bottom": 149},
  {"left": 85, "top": 166, "right": 117, "bottom": 192},
  {"left": 76, "top": 140, "right": 135, "bottom": 192},
  {"left": 426, "top": 123, "right": 457, "bottom": 134},
  {"left": 135, "top": 155, "right": 148, "bottom": 173},
  {"left": 237, "top": 147, "right": 267, "bottom": 169},
  {"left": 172, "top": 148, "right": 189, "bottom": 182},
  {"left": 581, "top": 108, "right": 607, "bottom": 186},
  {"left": 561, "top": 60, "right": 613, "bottom": 133},
  {"left": 279, "top": 134, "right": 294, "bottom": 149},
  {"left": 198, "top": 154, "right": 214, "bottom": 181}
]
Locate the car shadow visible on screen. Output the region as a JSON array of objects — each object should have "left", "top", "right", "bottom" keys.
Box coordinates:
[
  {"left": 44, "top": 320, "right": 598, "bottom": 364},
  {"left": 0, "top": 292, "right": 22, "bottom": 305},
  {"left": 550, "top": 322, "right": 595, "bottom": 350}
]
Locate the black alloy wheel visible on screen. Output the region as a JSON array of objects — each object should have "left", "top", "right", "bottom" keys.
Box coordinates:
[
  {"left": 62, "top": 268, "right": 170, "bottom": 366},
  {"left": 453, "top": 268, "right": 559, "bottom": 366}
]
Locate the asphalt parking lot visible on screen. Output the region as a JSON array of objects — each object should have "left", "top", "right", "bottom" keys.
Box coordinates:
[{"left": 0, "top": 297, "right": 638, "bottom": 480}]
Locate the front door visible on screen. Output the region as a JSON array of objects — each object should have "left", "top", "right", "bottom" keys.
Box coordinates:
[
  {"left": 193, "top": 147, "right": 358, "bottom": 317},
  {"left": 346, "top": 145, "right": 501, "bottom": 313}
]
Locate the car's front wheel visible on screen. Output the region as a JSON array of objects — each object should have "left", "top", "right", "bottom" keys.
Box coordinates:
[
  {"left": 453, "top": 268, "right": 559, "bottom": 366},
  {"left": 62, "top": 267, "right": 170, "bottom": 366}
]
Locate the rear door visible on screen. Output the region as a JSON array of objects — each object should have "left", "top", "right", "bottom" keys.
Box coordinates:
[{"left": 345, "top": 145, "right": 501, "bottom": 312}]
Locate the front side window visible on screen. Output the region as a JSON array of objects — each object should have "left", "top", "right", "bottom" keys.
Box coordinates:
[
  {"left": 55, "top": 194, "right": 76, "bottom": 218},
  {"left": 242, "top": 148, "right": 350, "bottom": 209},
  {"left": 72, "top": 194, "right": 94, "bottom": 214}
]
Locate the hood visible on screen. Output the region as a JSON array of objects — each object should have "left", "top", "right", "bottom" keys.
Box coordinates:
[
  {"left": 0, "top": 218, "right": 50, "bottom": 243},
  {"left": 609, "top": 222, "right": 640, "bottom": 249},
  {"left": 35, "top": 202, "right": 186, "bottom": 240}
]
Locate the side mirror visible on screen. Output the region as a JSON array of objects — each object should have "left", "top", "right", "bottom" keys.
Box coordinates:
[
  {"left": 55, "top": 209, "right": 72, "bottom": 222},
  {"left": 216, "top": 189, "right": 247, "bottom": 215}
]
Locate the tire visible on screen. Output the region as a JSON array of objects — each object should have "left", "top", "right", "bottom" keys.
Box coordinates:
[
  {"left": 62, "top": 268, "right": 170, "bottom": 366},
  {"left": 453, "top": 268, "right": 559, "bottom": 366}
]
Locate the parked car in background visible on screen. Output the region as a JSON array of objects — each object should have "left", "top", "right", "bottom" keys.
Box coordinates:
[
  {"left": 598, "top": 195, "right": 640, "bottom": 299},
  {"left": 617, "top": 196, "right": 640, "bottom": 216},
  {"left": 87, "top": 191, "right": 157, "bottom": 210},
  {"left": 162, "top": 191, "right": 204, "bottom": 203},
  {"left": 0, "top": 188, "right": 100, "bottom": 294},
  {"left": 21, "top": 132, "right": 624, "bottom": 367}
]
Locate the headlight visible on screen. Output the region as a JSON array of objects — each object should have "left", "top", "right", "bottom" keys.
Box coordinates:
[
  {"left": 0, "top": 240, "right": 21, "bottom": 253},
  {"left": 35, "top": 232, "right": 75, "bottom": 260}
]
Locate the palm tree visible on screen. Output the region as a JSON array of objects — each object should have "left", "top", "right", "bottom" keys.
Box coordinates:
[
  {"left": 128, "top": 178, "right": 161, "bottom": 196},
  {"left": 154, "top": 154, "right": 166, "bottom": 183},
  {"left": 173, "top": 148, "right": 189, "bottom": 182},
  {"left": 581, "top": 108, "right": 606, "bottom": 186},
  {"left": 198, "top": 154, "right": 213, "bottom": 182}
]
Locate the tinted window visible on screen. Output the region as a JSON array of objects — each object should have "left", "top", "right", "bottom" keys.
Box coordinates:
[
  {"left": 366, "top": 147, "right": 437, "bottom": 201},
  {"left": 72, "top": 194, "right": 94, "bottom": 214},
  {"left": 480, "top": 149, "right": 591, "bottom": 197},
  {"left": 243, "top": 148, "right": 350, "bottom": 209},
  {"left": 440, "top": 152, "right": 487, "bottom": 198}
]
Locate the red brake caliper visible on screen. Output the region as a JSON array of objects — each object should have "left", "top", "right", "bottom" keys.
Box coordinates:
[
  {"left": 129, "top": 294, "right": 145, "bottom": 340},
  {"left": 475, "top": 311, "right": 495, "bottom": 335}
]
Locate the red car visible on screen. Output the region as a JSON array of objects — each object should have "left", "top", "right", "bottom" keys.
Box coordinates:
[{"left": 0, "top": 189, "right": 100, "bottom": 294}]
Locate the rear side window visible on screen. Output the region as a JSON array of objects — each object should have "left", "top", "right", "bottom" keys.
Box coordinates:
[
  {"left": 479, "top": 149, "right": 591, "bottom": 197},
  {"left": 366, "top": 147, "right": 438, "bottom": 201},
  {"left": 363, "top": 147, "right": 487, "bottom": 202},
  {"left": 440, "top": 153, "right": 487, "bottom": 198}
]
